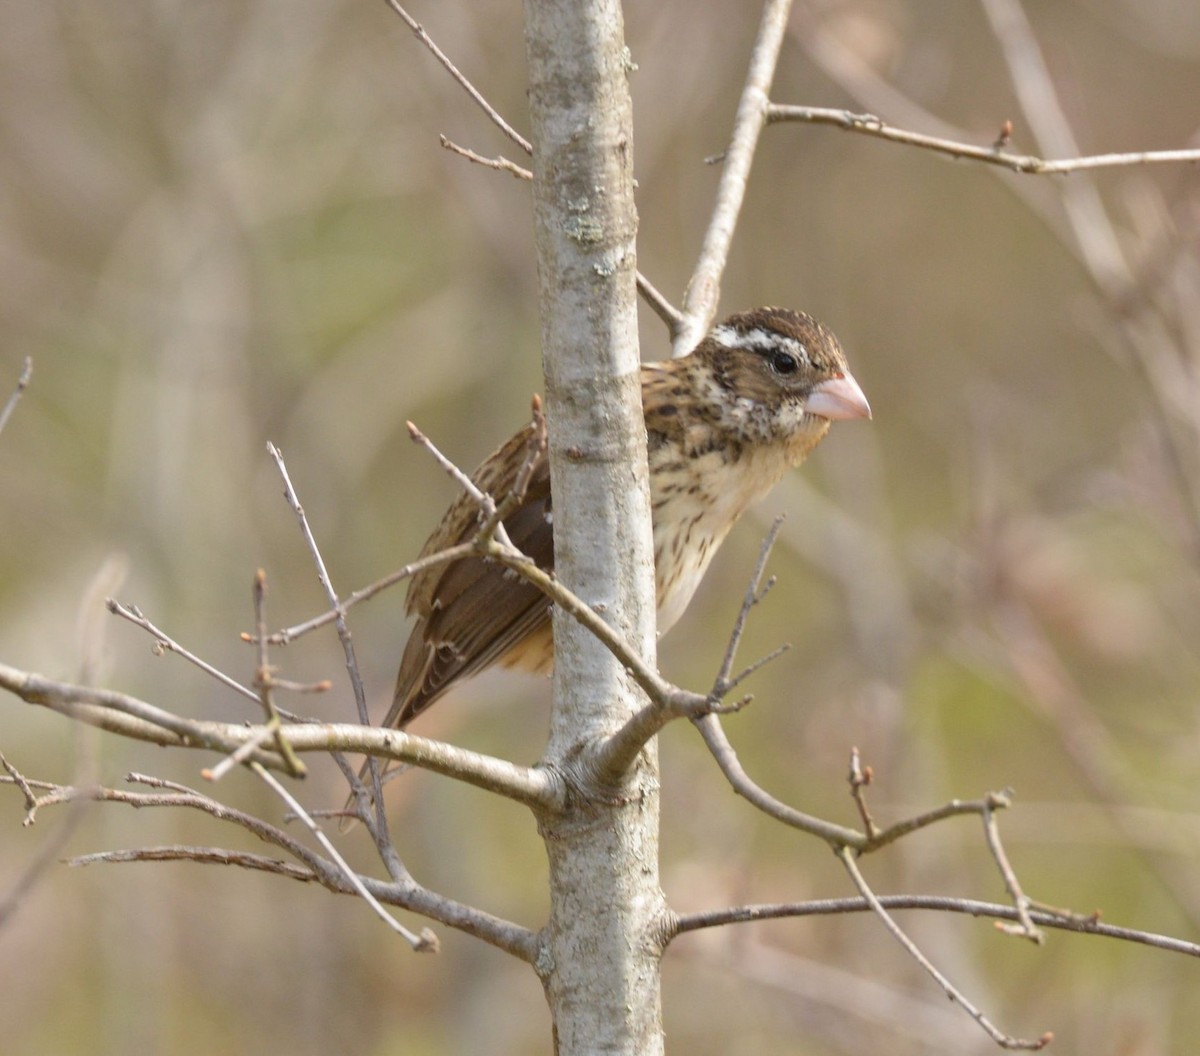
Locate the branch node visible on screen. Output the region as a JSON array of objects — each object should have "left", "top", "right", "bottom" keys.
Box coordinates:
[
  {"left": 992, "top": 118, "right": 1015, "bottom": 151},
  {"left": 847, "top": 746, "right": 881, "bottom": 840}
]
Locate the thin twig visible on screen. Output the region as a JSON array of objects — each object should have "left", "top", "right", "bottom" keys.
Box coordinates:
[
  {"left": 270, "top": 677, "right": 333, "bottom": 694},
  {"left": 982, "top": 791, "right": 1043, "bottom": 943},
  {"left": 708, "top": 515, "right": 787, "bottom": 699},
  {"left": 28, "top": 771, "right": 334, "bottom": 881},
  {"left": 675, "top": 0, "right": 795, "bottom": 355},
  {"left": 67, "top": 846, "right": 319, "bottom": 882},
  {"left": 765, "top": 104, "right": 1200, "bottom": 175},
  {"left": 592, "top": 521, "right": 793, "bottom": 780},
  {"left": 862, "top": 794, "right": 1011, "bottom": 853},
  {"left": 691, "top": 704, "right": 1020, "bottom": 855},
  {"left": 0, "top": 356, "right": 32, "bottom": 439},
  {"left": 250, "top": 761, "right": 437, "bottom": 950},
  {"left": 382, "top": 1, "right": 532, "bottom": 155},
  {"left": 107, "top": 599, "right": 263, "bottom": 707},
  {"left": 9, "top": 769, "right": 537, "bottom": 958},
  {"left": 668, "top": 894, "right": 1200, "bottom": 958},
  {"left": 404, "top": 423, "right": 517, "bottom": 550},
  {"left": 0, "top": 755, "right": 94, "bottom": 928},
  {"left": 847, "top": 746, "right": 879, "bottom": 840},
  {"left": 266, "top": 443, "right": 369, "bottom": 723},
  {"left": 476, "top": 396, "right": 548, "bottom": 540},
  {"left": 439, "top": 135, "right": 531, "bottom": 179},
  {"left": 247, "top": 569, "right": 306, "bottom": 777},
  {"left": 202, "top": 725, "right": 281, "bottom": 783},
  {"left": 838, "top": 848, "right": 1053, "bottom": 1051},
  {"left": 484, "top": 537, "right": 701, "bottom": 712},
  {"left": 1, "top": 751, "right": 38, "bottom": 822},
  {"left": 110, "top": 772, "right": 401, "bottom": 896},
  {"left": 254, "top": 542, "right": 478, "bottom": 645},
  {"left": 637, "top": 273, "right": 685, "bottom": 337},
  {"left": 693, "top": 713, "right": 866, "bottom": 846},
  {"left": 389, "top": 0, "right": 680, "bottom": 332},
  {"left": 977, "top": 0, "right": 1200, "bottom": 555},
  {"left": 265, "top": 442, "right": 396, "bottom": 849}
]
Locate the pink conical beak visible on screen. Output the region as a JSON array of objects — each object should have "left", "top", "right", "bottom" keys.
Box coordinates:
[{"left": 807, "top": 370, "right": 871, "bottom": 421}]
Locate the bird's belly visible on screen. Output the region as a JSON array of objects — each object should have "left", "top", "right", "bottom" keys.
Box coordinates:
[
  {"left": 649, "top": 445, "right": 792, "bottom": 636},
  {"left": 653, "top": 524, "right": 730, "bottom": 636}
]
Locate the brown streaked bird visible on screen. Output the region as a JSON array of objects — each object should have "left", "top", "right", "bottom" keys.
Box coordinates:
[{"left": 378, "top": 307, "right": 870, "bottom": 735}]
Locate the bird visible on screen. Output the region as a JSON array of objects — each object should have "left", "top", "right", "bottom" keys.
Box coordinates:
[{"left": 378, "top": 306, "right": 871, "bottom": 734}]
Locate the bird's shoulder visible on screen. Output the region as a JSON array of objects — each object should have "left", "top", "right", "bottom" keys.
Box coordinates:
[{"left": 405, "top": 421, "right": 551, "bottom": 618}]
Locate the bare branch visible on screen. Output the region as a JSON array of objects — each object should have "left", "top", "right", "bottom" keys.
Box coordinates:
[
  {"left": 588, "top": 521, "right": 796, "bottom": 780},
  {"left": 0, "top": 356, "right": 32, "bottom": 439},
  {"left": 267, "top": 442, "right": 370, "bottom": 724},
  {"left": 484, "top": 537, "right": 695, "bottom": 711},
  {"left": 405, "top": 422, "right": 517, "bottom": 550},
  {"left": 636, "top": 273, "right": 684, "bottom": 337},
  {"left": 861, "top": 794, "right": 1009, "bottom": 853},
  {"left": 386, "top": 0, "right": 680, "bottom": 333},
  {"left": 53, "top": 772, "right": 335, "bottom": 879},
  {"left": 691, "top": 713, "right": 1024, "bottom": 858},
  {"left": 692, "top": 713, "right": 865, "bottom": 847},
  {"left": 668, "top": 894, "right": 1200, "bottom": 958},
  {"left": 1, "top": 751, "right": 39, "bottom": 823},
  {"left": 794, "top": 5, "right": 1200, "bottom": 558},
  {"left": 202, "top": 724, "right": 284, "bottom": 783},
  {"left": 108, "top": 598, "right": 263, "bottom": 707},
  {"left": 838, "top": 848, "right": 1054, "bottom": 1051},
  {"left": 251, "top": 761, "right": 434, "bottom": 950},
  {"left": 67, "top": 845, "right": 320, "bottom": 882},
  {"left": 0, "top": 758, "right": 93, "bottom": 928},
  {"left": 982, "top": 792, "right": 1043, "bottom": 944},
  {"left": 295, "top": 721, "right": 563, "bottom": 811},
  {"left": 0, "top": 661, "right": 291, "bottom": 765},
  {"left": 248, "top": 569, "right": 306, "bottom": 777},
  {"left": 766, "top": 104, "right": 1200, "bottom": 175},
  {"left": 0, "top": 662, "right": 566, "bottom": 810},
  {"left": 266, "top": 441, "right": 393, "bottom": 842},
  {"left": 256, "top": 541, "right": 478, "bottom": 645},
  {"left": 847, "top": 746, "right": 879, "bottom": 840},
  {"left": 674, "top": 0, "right": 794, "bottom": 355},
  {"left": 382, "top": 1, "right": 532, "bottom": 155},
  {"left": 10, "top": 771, "right": 538, "bottom": 959},
  {"left": 439, "top": 135, "right": 531, "bottom": 180},
  {"left": 709, "top": 515, "right": 787, "bottom": 696}
]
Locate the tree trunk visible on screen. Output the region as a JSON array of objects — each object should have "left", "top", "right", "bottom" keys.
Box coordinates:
[{"left": 523, "top": 1, "right": 665, "bottom": 1052}]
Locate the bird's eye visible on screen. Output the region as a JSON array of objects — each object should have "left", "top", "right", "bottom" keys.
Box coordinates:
[{"left": 769, "top": 350, "right": 799, "bottom": 375}]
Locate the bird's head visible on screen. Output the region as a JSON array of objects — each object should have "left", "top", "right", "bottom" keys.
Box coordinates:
[{"left": 691, "top": 307, "right": 871, "bottom": 448}]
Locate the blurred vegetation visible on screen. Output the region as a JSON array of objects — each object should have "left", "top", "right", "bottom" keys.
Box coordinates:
[{"left": 2, "top": 1, "right": 1200, "bottom": 1053}]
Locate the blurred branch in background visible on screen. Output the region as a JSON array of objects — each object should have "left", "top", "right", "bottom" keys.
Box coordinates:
[
  {"left": 766, "top": 104, "right": 1200, "bottom": 174},
  {"left": 0, "top": 358, "right": 32, "bottom": 440},
  {"left": 796, "top": 0, "right": 1200, "bottom": 559}
]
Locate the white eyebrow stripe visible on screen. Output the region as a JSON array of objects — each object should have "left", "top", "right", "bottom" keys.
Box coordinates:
[{"left": 710, "top": 326, "right": 810, "bottom": 363}]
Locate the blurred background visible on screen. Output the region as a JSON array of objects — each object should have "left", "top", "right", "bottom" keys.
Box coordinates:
[{"left": 2, "top": 0, "right": 1200, "bottom": 1052}]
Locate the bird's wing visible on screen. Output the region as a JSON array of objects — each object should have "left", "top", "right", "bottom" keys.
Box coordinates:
[{"left": 384, "top": 425, "right": 553, "bottom": 728}]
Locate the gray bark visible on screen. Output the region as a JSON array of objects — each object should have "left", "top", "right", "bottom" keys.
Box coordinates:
[{"left": 523, "top": 1, "right": 665, "bottom": 1052}]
